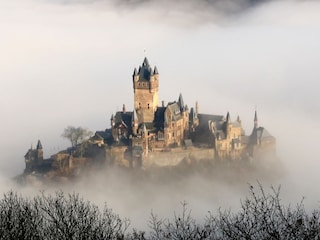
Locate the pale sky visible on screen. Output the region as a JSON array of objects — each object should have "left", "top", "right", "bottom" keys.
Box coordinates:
[{"left": 1, "top": 0, "right": 320, "bottom": 206}]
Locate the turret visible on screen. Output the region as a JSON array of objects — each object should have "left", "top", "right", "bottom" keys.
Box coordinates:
[
  {"left": 36, "top": 140, "right": 43, "bottom": 161},
  {"left": 225, "top": 112, "right": 232, "bottom": 137},
  {"left": 195, "top": 101, "right": 199, "bottom": 117},
  {"left": 153, "top": 66, "right": 159, "bottom": 75},
  {"left": 254, "top": 110, "right": 258, "bottom": 129}
]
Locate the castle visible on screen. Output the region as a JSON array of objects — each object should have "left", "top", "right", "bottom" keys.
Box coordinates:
[{"left": 24, "top": 58, "right": 276, "bottom": 173}]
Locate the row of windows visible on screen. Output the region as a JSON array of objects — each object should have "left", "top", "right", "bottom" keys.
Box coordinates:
[
  {"left": 138, "top": 103, "right": 150, "bottom": 109},
  {"left": 137, "top": 82, "right": 149, "bottom": 87}
]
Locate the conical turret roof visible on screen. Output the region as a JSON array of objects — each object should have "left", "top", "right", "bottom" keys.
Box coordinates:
[{"left": 36, "top": 140, "right": 43, "bottom": 150}]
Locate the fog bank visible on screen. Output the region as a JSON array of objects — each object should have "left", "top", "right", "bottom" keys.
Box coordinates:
[{"left": 1, "top": 0, "right": 320, "bottom": 229}]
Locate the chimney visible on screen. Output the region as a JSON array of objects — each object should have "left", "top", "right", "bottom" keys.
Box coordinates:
[
  {"left": 122, "top": 104, "right": 126, "bottom": 113},
  {"left": 162, "top": 101, "right": 165, "bottom": 107}
]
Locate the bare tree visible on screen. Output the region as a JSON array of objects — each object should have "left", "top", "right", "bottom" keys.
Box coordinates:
[
  {"left": 2, "top": 185, "right": 320, "bottom": 239},
  {"left": 149, "top": 201, "right": 210, "bottom": 240},
  {"left": 61, "top": 126, "right": 92, "bottom": 148},
  {"left": 36, "top": 191, "right": 129, "bottom": 240},
  {"left": 212, "top": 183, "right": 320, "bottom": 240},
  {"left": 0, "top": 191, "right": 44, "bottom": 240}
]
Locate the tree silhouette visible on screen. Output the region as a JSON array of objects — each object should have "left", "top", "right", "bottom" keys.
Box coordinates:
[{"left": 61, "top": 126, "right": 92, "bottom": 148}]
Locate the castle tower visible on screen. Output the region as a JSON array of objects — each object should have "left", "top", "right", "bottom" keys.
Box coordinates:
[{"left": 133, "top": 57, "right": 159, "bottom": 123}]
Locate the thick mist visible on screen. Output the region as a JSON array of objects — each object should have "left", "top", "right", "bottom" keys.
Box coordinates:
[{"left": 1, "top": 0, "right": 320, "bottom": 230}]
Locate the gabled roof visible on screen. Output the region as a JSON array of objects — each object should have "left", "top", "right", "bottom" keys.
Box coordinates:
[
  {"left": 138, "top": 122, "right": 155, "bottom": 133},
  {"left": 154, "top": 107, "right": 166, "bottom": 129},
  {"left": 167, "top": 102, "right": 182, "bottom": 121},
  {"left": 95, "top": 130, "right": 113, "bottom": 141},
  {"left": 197, "top": 114, "right": 225, "bottom": 130},
  {"left": 191, "top": 113, "right": 226, "bottom": 143},
  {"left": 250, "top": 126, "right": 275, "bottom": 144},
  {"left": 114, "top": 111, "right": 133, "bottom": 128}
]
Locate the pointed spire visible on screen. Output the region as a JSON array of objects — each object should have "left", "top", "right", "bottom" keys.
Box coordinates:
[
  {"left": 178, "top": 93, "right": 185, "bottom": 111},
  {"left": 153, "top": 66, "right": 159, "bottom": 75},
  {"left": 142, "top": 57, "right": 150, "bottom": 68},
  {"left": 133, "top": 68, "right": 137, "bottom": 76},
  {"left": 110, "top": 114, "right": 114, "bottom": 121},
  {"left": 36, "top": 140, "right": 42, "bottom": 150},
  {"left": 254, "top": 110, "right": 258, "bottom": 128},
  {"left": 226, "top": 112, "right": 231, "bottom": 123}
]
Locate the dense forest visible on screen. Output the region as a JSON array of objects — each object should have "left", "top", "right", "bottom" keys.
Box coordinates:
[{"left": 1, "top": 184, "right": 319, "bottom": 239}]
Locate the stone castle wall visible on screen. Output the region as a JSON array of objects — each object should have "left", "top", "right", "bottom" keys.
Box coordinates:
[{"left": 143, "top": 147, "right": 215, "bottom": 168}]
